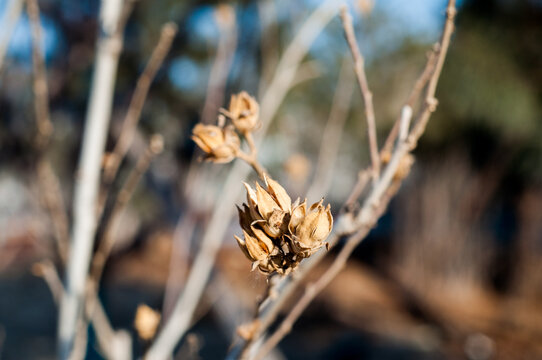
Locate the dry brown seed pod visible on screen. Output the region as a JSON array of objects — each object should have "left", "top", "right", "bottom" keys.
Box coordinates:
[
  {"left": 255, "top": 182, "right": 280, "bottom": 218},
  {"left": 191, "top": 124, "right": 240, "bottom": 163},
  {"left": 290, "top": 200, "right": 333, "bottom": 256},
  {"left": 262, "top": 208, "right": 289, "bottom": 238},
  {"left": 240, "top": 229, "right": 273, "bottom": 263},
  {"left": 265, "top": 175, "right": 292, "bottom": 212},
  {"left": 227, "top": 91, "right": 260, "bottom": 133},
  {"left": 289, "top": 199, "right": 307, "bottom": 233}
]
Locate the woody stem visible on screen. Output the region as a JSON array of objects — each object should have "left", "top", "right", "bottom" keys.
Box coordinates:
[{"left": 236, "top": 149, "right": 267, "bottom": 180}]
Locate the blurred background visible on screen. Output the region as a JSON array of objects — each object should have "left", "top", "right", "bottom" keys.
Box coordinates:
[{"left": 1, "top": 0, "right": 542, "bottom": 359}]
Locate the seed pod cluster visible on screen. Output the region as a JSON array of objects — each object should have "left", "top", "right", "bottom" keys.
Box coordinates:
[
  {"left": 191, "top": 124, "right": 240, "bottom": 163},
  {"left": 235, "top": 177, "right": 333, "bottom": 275},
  {"left": 191, "top": 91, "right": 260, "bottom": 163}
]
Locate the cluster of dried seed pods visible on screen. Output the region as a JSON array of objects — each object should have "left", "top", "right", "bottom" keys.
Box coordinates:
[
  {"left": 235, "top": 176, "right": 333, "bottom": 275},
  {"left": 191, "top": 91, "right": 260, "bottom": 163}
]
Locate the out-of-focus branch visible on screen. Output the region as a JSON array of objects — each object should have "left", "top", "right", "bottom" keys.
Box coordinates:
[
  {"left": 27, "top": 0, "right": 52, "bottom": 147},
  {"left": 306, "top": 57, "right": 355, "bottom": 201},
  {"left": 340, "top": 6, "right": 379, "bottom": 183},
  {"left": 0, "top": 0, "right": 24, "bottom": 74},
  {"left": 236, "top": 132, "right": 268, "bottom": 180},
  {"left": 34, "top": 259, "right": 131, "bottom": 360},
  {"left": 201, "top": 5, "right": 237, "bottom": 125},
  {"left": 33, "top": 260, "right": 64, "bottom": 305},
  {"left": 254, "top": 180, "right": 403, "bottom": 360},
  {"left": 58, "top": 0, "right": 129, "bottom": 357},
  {"left": 382, "top": 48, "right": 438, "bottom": 156},
  {"left": 257, "top": 0, "right": 279, "bottom": 96},
  {"left": 92, "top": 135, "right": 164, "bottom": 283},
  {"left": 231, "top": 2, "right": 457, "bottom": 358},
  {"left": 145, "top": 2, "right": 341, "bottom": 359},
  {"left": 36, "top": 160, "right": 70, "bottom": 262},
  {"left": 102, "top": 22, "right": 177, "bottom": 187},
  {"left": 27, "top": 0, "right": 70, "bottom": 264},
  {"left": 27, "top": 2, "right": 124, "bottom": 347}
]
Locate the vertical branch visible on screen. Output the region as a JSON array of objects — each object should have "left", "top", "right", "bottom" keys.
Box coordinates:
[
  {"left": 0, "top": 0, "right": 24, "bottom": 74},
  {"left": 27, "top": 0, "right": 52, "bottom": 145},
  {"left": 145, "top": 2, "right": 342, "bottom": 359},
  {"left": 27, "top": 0, "right": 70, "bottom": 263},
  {"left": 102, "top": 22, "right": 177, "bottom": 185},
  {"left": 340, "top": 6, "right": 380, "bottom": 183},
  {"left": 58, "top": 0, "right": 128, "bottom": 357},
  {"left": 92, "top": 135, "right": 164, "bottom": 283},
  {"left": 232, "top": 1, "right": 458, "bottom": 358},
  {"left": 257, "top": 0, "right": 279, "bottom": 96},
  {"left": 381, "top": 49, "right": 438, "bottom": 156},
  {"left": 200, "top": 5, "right": 237, "bottom": 125}
]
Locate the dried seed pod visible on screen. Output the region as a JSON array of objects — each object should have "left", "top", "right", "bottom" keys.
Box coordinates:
[
  {"left": 191, "top": 124, "right": 240, "bottom": 163},
  {"left": 289, "top": 199, "right": 307, "bottom": 233},
  {"left": 236, "top": 178, "right": 333, "bottom": 275},
  {"left": 290, "top": 200, "right": 333, "bottom": 257},
  {"left": 265, "top": 176, "right": 291, "bottom": 212},
  {"left": 227, "top": 91, "right": 260, "bottom": 133}
]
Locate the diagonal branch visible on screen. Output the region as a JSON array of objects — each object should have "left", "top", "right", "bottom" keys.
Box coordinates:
[
  {"left": 145, "top": 2, "right": 342, "bottom": 359},
  {"left": 340, "top": 6, "right": 379, "bottom": 183},
  {"left": 252, "top": 2, "right": 457, "bottom": 358},
  {"left": 231, "top": 1, "right": 458, "bottom": 358},
  {"left": 102, "top": 22, "right": 177, "bottom": 186}
]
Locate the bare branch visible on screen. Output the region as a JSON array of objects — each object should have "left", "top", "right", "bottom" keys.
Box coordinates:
[
  {"left": 103, "top": 22, "right": 177, "bottom": 185},
  {"left": 33, "top": 260, "right": 64, "bottom": 305},
  {"left": 27, "top": 0, "right": 53, "bottom": 146},
  {"left": 36, "top": 160, "right": 70, "bottom": 263},
  {"left": 382, "top": 48, "right": 438, "bottom": 156},
  {"left": 58, "top": 0, "right": 129, "bottom": 356},
  {"left": 255, "top": 180, "right": 403, "bottom": 360},
  {"left": 340, "top": 6, "right": 379, "bottom": 183},
  {"left": 145, "top": 2, "right": 342, "bottom": 359},
  {"left": 27, "top": 0, "right": 70, "bottom": 264},
  {"left": 233, "top": 1, "right": 457, "bottom": 358},
  {"left": 200, "top": 5, "right": 238, "bottom": 125},
  {"left": 92, "top": 135, "right": 164, "bottom": 282}
]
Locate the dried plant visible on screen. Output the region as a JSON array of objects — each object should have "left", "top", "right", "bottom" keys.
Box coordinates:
[
  {"left": 191, "top": 91, "right": 334, "bottom": 275},
  {"left": 12, "top": 0, "right": 459, "bottom": 358}
]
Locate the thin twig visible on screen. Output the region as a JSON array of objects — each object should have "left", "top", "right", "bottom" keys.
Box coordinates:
[
  {"left": 34, "top": 258, "right": 123, "bottom": 360},
  {"left": 27, "top": 0, "right": 52, "bottom": 147},
  {"left": 27, "top": 0, "right": 70, "bottom": 264},
  {"left": 102, "top": 22, "right": 177, "bottom": 186},
  {"left": 236, "top": 132, "right": 268, "bottom": 180},
  {"left": 33, "top": 260, "right": 64, "bottom": 305},
  {"left": 341, "top": 167, "right": 371, "bottom": 212},
  {"left": 251, "top": 2, "right": 457, "bottom": 358},
  {"left": 254, "top": 180, "right": 403, "bottom": 360},
  {"left": 36, "top": 160, "right": 70, "bottom": 263},
  {"left": 257, "top": 0, "right": 280, "bottom": 96},
  {"left": 382, "top": 48, "right": 438, "bottom": 156},
  {"left": 201, "top": 5, "right": 237, "bottom": 125},
  {"left": 92, "top": 134, "right": 164, "bottom": 283},
  {"left": 58, "top": 0, "right": 129, "bottom": 357},
  {"left": 340, "top": 6, "right": 379, "bottom": 183},
  {"left": 145, "top": 2, "right": 342, "bottom": 359},
  {"left": 233, "top": 1, "right": 457, "bottom": 357},
  {"left": 88, "top": 136, "right": 164, "bottom": 358},
  {"left": 306, "top": 57, "right": 355, "bottom": 201}
]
